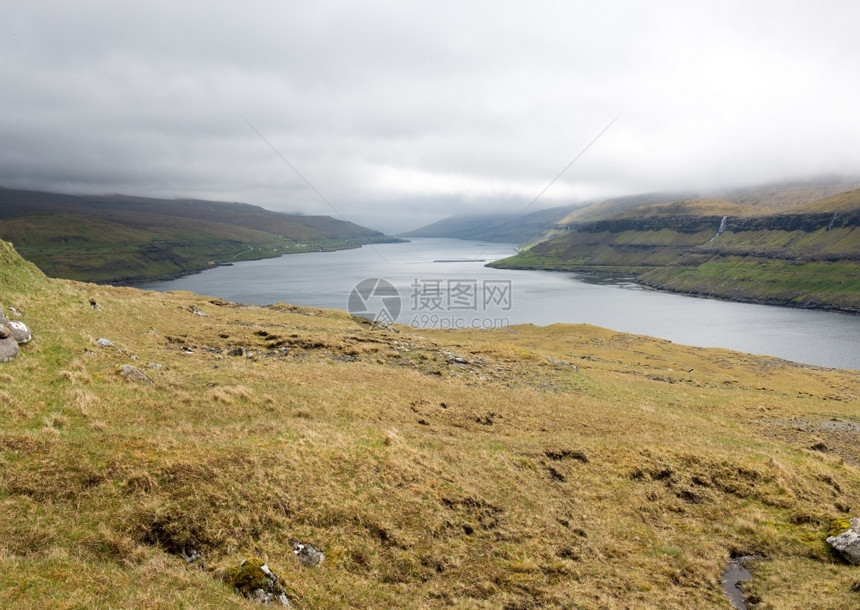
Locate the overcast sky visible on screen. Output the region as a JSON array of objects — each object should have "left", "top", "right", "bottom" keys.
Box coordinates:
[{"left": 2, "top": 1, "right": 859, "bottom": 232}]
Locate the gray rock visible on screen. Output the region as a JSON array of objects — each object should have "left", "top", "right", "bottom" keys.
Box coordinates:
[
  {"left": 291, "top": 541, "right": 324, "bottom": 567},
  {"left": 0, "top": 325, "right": 19, "bottom": 362},
  {"left": 250, "top": 589, "right": 290, "bottom": 607},
  {"left": 445, "top": 353, "right": 468, "bottom": 365},
  {"left": 97, "top": 338, "right": 115, "bottom": 347},
  {"left": 118, "top": 364, "right": 152, "bottom": 384},
  {"left": 828, "top": 518, "right": 860, "bottom": 565},
  {"left": 9, "top": 320, "right": 32, "bottom": 344},
  {"left": 179, "top": 546, "right": 202, "bottom": 563},
  {"left": 0, "top": 310, "right": 31, "bottom": 344},
  {"left": 227, "top": 346, "right": 245, "bottom": 357}
]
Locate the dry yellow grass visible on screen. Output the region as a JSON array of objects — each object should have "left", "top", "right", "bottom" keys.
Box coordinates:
[{"left": 1, "top": 240, "right": 859, "bottom": 608}]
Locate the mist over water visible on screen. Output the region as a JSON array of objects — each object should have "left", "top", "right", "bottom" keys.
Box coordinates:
[{"left": 138, "top": 239, "right": 860, "bottom": 370}]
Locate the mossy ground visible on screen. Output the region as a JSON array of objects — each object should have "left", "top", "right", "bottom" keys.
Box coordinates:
[
  {"left": 827, "top": 518, "right": 853, "bottom": 538},
  {"left": 1, "top": 242, "right": 859, "bottom": 608}
]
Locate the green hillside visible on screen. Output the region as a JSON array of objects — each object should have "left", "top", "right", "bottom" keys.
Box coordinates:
[
  {"left": 0, "top": 238, "right": 51, "bottom": 293},
  {"left": 610, "top": 199, "right": 753, "bottom": 219},
  {"left": 493, "top": 190, "right": 860, "bottom": 312},
  {"left": 0, "top": 188, "right": 398, "bottom": 283},
  {"left": 1, "top": 239, "right": 858, "bottom": 608}
]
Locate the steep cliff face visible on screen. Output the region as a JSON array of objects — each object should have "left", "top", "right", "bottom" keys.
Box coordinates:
[{"left": 567, "top": 209, "right": 859, "bottom": 236}]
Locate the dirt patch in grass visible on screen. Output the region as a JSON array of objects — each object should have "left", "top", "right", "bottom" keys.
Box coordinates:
[{"left": 758, "top": 416, "right": 860, "bottom": 465}]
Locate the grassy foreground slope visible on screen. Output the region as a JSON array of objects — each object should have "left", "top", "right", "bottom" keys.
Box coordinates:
[
  {"left": 0, "top": 187, "right": 397, "bottom": 283},
  {"left": 493, "top": 191, "right": 860, "bottom": 312},
  {"left": 1, "top": 240, "right": 859, "bottom": 608}
]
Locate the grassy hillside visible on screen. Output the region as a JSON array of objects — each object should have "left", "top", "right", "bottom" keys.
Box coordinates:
[
  {"left": 0, "top": 188, "right": 398, "bottom": 283},
  {"left": 493, "top": 190, "right": 860, "bottom": 312},
  {"left": 795, "top": 188, "right": 860, "bottom": 214},
  {"left": 0, "top": 238, "right": 51, "bottom": 293},
  {"left": 715, "top": 178, "right": 860, "bottom": 212},
  {"left": 558, "top": 178, "right": 860, "bottom": 226},
  {"left": 610, "top": 199, "right": 754, "bottom": 220},
  {"left": 558, "top": 192, "right": 697, "bottom": 224},
  {"left": 1, "top": 240, "right": 859, "bottom": 608}
]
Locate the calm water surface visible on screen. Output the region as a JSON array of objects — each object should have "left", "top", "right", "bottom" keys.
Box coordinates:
[{"left": 139, "top": 239, "right": 860, "bottom": 370}]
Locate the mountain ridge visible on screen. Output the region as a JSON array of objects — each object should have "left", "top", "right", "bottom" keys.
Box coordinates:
[
  {"left": 0, "top": 187, "right": 399, "bottom": 283},
  {"left": 402, "top": 204, "right": 580, "bottom": 243},
  {"left": 491, "top": 188, "right": 860, "bottom": 312},
  {"left": 558, "top": 177, "right": 860, "bottom": 226}
]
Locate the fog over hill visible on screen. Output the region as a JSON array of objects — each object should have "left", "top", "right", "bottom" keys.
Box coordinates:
[
  {"left": 401, "top": 204, "right": 579, "bottom": 243},
  {"left": 3, "top": 2, "right": 860, "bottom": 232},
  {"left": 406, "top": 176, "right": 860, "bottom": 244}
]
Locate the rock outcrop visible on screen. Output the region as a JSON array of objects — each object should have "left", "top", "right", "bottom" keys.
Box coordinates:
[
  {"left": 118, "top": 364, "right": 153, "bottom": 384},
  {"left": 4, "top": 319, "right": 32, "bottom": 344},
  {"left": 828, "top": 518, "right": 860, "bottom": 565},
  {"left": 228, "top": 557, "right": 291, "bottom": 607},
  {"left": 291, "top": 541, "right": 324, "bottom": 567},
  {"left": 0, "top": 307, "right": 32, "bottom": 343},
  {"left": 0, "top": 306, "right": 33, "bottom": 362},
  {"left": 0, "top": 324, "right": 20, "bottom": 362}
]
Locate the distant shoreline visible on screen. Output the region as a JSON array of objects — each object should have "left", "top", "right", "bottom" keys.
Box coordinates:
[
  {"left": 109, "top": 238, "right": 406, "bottom": 286},
  {"left": 488, "top": 260, "right": 860, "bottom": 315}
]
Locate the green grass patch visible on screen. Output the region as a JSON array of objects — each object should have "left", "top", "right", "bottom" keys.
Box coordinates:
[
  {"left": 492, "top": 222, "right": 860, "bottom": 311},
  {"left": 0, "top": 190, "right": 398, "bottom": 283}
]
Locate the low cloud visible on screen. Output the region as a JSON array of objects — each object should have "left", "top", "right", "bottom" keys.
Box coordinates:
[{"left": 2, "top": 1, "right": 859, "bottom": 233}]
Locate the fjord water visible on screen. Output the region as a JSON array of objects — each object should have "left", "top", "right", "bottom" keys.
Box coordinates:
[{"left": 138, "top": 238, "right": 860, "bottom": 370}]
